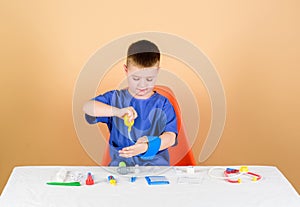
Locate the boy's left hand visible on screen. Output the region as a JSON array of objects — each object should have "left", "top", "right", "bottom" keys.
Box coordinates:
[{"left": 118, "top": 137, "right": 148, "bottom": 158}]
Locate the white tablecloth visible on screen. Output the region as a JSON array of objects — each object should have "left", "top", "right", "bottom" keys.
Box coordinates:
[{"left": 0, "top": 166, "right": 299, "bottom": 207}]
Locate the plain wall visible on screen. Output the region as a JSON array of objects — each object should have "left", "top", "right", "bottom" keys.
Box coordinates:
[{"left": 1, "top": 1, "right": 299, "bottom": 194}]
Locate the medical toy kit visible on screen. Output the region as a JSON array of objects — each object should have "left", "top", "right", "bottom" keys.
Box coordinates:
[{"left": 46, "top": 166, "right": 262, "bottom": 186}]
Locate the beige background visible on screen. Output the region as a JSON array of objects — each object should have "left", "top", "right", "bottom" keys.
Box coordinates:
[{"left": 1, "top": 0, "right": 299, "bottom": 194}]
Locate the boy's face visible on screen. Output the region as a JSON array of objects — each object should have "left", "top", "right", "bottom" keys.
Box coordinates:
[{"left": 124, "top": 62, "right": 159, "bottom": 99}]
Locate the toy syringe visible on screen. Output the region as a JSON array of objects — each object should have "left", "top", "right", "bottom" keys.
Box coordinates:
[{"left": 124, "top": 115, "right": 134, "bottom": 143}]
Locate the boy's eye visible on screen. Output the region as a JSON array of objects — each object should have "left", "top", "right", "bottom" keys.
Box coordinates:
[
  {"left": 146, "top": 78, "right": 153, "bottom": 82},
  {"left": 132, "top": 77, "right": 140, "bottom": 81}
]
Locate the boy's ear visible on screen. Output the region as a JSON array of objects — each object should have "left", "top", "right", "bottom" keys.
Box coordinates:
[{"left": 123, "top": 64, "right": 128, "bottom": 73}]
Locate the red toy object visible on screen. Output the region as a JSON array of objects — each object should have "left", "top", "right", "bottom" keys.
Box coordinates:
[{"left": 85, "top": 172, "right": 94, "bottom": 185}]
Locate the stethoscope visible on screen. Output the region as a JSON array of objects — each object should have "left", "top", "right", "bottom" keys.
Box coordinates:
[{"left": 208, "top": 166, "right": 262, "bottom": 183}]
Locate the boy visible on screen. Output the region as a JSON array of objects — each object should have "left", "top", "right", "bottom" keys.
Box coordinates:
[{"left": 83, "top": 40, "right": 178, "bottom": 166}]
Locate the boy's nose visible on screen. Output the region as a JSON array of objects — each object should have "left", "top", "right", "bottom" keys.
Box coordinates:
[{"left": 138, "top": 78, "right": 147, "bottom": 88}]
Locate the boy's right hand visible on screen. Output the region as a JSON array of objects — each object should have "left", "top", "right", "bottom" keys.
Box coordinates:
[{"left": 115, "top": 107, "right": 137, "bottom": 122}]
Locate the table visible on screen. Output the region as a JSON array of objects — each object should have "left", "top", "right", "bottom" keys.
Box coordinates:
[{"left": 0, "top": 166, "right": 299, "bottom": 207}]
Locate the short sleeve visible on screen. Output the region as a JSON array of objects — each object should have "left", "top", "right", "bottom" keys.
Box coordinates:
[
  {"left": 84, "top": 90, "right": 115, "bottom": 124},
  {"left": 162, "top": 98, "right": 178, "bottom": 145}
]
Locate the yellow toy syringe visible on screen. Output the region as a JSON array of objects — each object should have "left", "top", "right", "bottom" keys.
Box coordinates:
[{"left": 124, "top": 115, "right": 134, "bottom": 142}]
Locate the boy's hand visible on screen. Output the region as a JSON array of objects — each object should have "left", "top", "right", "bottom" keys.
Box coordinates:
[
  {"left": 136, "top": 136, "right": 148, "bottom": 144},
  {"left": 115, "top": 107, "right": 137, "bottom": 122},
  {"left": 118, "top": 136, "right": 148, "bottom": 158}
]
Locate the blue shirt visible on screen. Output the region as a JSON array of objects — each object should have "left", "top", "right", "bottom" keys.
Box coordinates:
[{"left": 85, "top": 89, "right": 178, "bottom": 166}]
